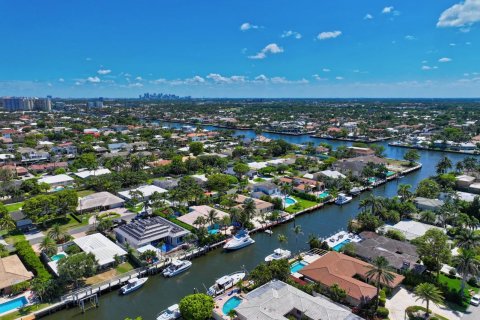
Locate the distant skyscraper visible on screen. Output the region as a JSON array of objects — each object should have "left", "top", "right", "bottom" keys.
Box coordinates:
[{"left": 1, "top": 97, "right": 52, "bottom": 112}]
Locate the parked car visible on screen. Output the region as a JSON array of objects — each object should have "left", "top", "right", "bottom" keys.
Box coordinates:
[{"left": 470, "top": 294, "right": 480, "bottom": 306}]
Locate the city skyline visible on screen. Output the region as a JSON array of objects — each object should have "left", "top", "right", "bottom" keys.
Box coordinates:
[{"left": 1, "top": 0, "right": 480, "bottom": 98}]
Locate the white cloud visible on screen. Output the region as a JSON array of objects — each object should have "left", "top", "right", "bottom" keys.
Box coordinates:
[
  {"left": 439, "top": 57, "right": 452, "bottom": 62},
  {"left": 317, "top": 30, "right": 342, "bottom": 40},
  {"left": 240, "top": 22, "right": 259, "bottom": 31},
  {"left": 254, "top": 74, "right": 269, "bottom": 82},
  {"left": 312, "top": 74, "right": 327, "bottom": 81},
  {"left": 85, "top": 57, "right": 92, "bottom": 61},
  {"left": 437, "top": 0, "right": 480, "bottom": 27},
  {"left": 135, "top": 76, "right": 143, "bottom": 81},
  {"left": 405, "top": 35, "right": 416, "bottom": 40},
  {"left": 128, "top": 82, "right": 143, "bottom": 88},
  {"left": 382, "top": 6, "right": 394, "bottom": 14},
  {"left": 150, "top": 78, "right": 167, "bottom": 84},
  {"left": 248, "top": 43, "right": 284, "bottom": 59},
  {"left": 336, "top": 76, "right": 344, "bottom": 80},
  {"left": 58, "top": 78, "right": 65, "bottom": 82},
  {"left": 450, "top": 43, "right": 457, "bottom": 46},
  {"left": 281, "top": 30, "right": 302, "bottom": 39},
  {"left": 97, "top": 69, "right": 111, "bottom": 75},
  {"left": 185, "top": 76, "right": 205, "bottom": 84},
  {"left": 87, "top": 76, "right": 101, "bottom": 83},
  {"left": 422, "top": 65, "right": 439, "bottom": 70},
  {"left": 322, "top": 68, "right": 331, "bottom": 72},
  {"left": 364, "top": 13, "right": 373, "bottom": 20}
]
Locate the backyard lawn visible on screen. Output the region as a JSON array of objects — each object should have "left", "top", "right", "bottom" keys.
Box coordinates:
[
  {"left": 116, "top": 262, "right": 134, "bottom": 274},
  {"left": 4, "top": 202, "right": 24, "bottom": 212},
  {"left": 439, "top": 273, "right": 479, "bottom": 310},
  {"left": 0, "top": 303, "right": 51, "bottom": 320},
  {"left": 285, "top": 196, "right": 318, "bottom": 214},
  {"left": 77, "top": 189, "right": 96, "bottom": 197}
]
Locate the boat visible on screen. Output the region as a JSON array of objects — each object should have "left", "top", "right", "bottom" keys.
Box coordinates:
[
  {"left": 163, "top": 259, "right": 192, "bottom": 277},
  {"left": 349, "top": 187, "right": 362, "bottom": 196},
  {"left": 265, "top": 248, "right": 291, "bottom": 262},
  {"left": 335, "top": 193, "right": 352, "bottom": 205},
  {"left": 119, "top": 277, "right": 148, "bottom": 295},
  {"left": 264, "top": 229, "right": 273, "bottom": 235},
  {"left": 223, "top": 230, "right": 255, "bottom": 251},
  {"left": 156, "top": 304, "right": 181, "bottom": 320},
  {"left": 207, "top": 271, "right": 246, "bottom": 296}
]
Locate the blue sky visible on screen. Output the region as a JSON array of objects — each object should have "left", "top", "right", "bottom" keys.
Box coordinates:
[{"left": 1, "top": 0, "right": 479, "bottom": 98}]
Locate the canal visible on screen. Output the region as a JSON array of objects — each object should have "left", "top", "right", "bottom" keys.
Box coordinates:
[{"left": 46, "top": 125, "right": 476, "bottom": 320}]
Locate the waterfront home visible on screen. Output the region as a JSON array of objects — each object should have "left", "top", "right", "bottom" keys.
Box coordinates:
[
  {"left": 76, "top": 191, "right": 125, "bottom": 213},
  {"left": 347, "top": 146, "right": 375, "bottom": 157},
  {"left": 115, "top": 216, "right": 190, "bottom": 249},
  {"left": 233, "top": 195, "right": 274, "bottom": 216},
  {"left": 300, "top": 251, "right": 404, "bottom": 306},
  {"left": 72, "top": 233, "right": 127, "bottom": 268},
  {"left": 74, "top": 168, "right": 111, "bottom": 179},
  {"left": 153, "top": 177, "right": 180, "bottom": 190},
  {"left": 118, "top": 185, "right": 168, "bottom": 201},
  {"left": 332, "top": 155, "right": 387, "bottom": 177},
  {"left": 279, "top": 176, "right": 325, "bottom": 193},
  {"left": 352, "top": 231, "right": 425, "bottom": 273},
  {"left": 380, "top": 220, "right": 444, "bottom": 241},
  {"left": 0, "top": 255, "right": 34, "bottom": 294},
  {"left": 177, "top": 205, "right": 230, "bottom": 229},
  {"left": 456, "top": 175, "right": 476, "bottom": 189},
  {"left": 252, "top": 182, "right": 280, "bottom": 196},
  {"left": 413, "top": 197, "right": 444, "bottom": 211},
  {"left": 38, "top": 174, "right": 75, "bottom": 188},
  {"left": 317, "top": 169, "right": 346, "bottom": 180},
  {"left": 233, "top": 279, "right": 362, "bottom": 320}
]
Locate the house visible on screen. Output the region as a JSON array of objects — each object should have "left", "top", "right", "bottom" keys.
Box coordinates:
[
  {"left": 125, "top": 141, "right": 149, "bottom": 152},
  {"left": 108, "top": 142, "right": 127, "bottom": 152},
  {"left": 279, "top": 176, "right": 324, "bottom": 193},
  {"left": 456, "top": 175, "right": 476, "bottom": 189},
  {"left": 413, "top": 197, "right": 444, "bottom": 211},
  {"left": 233, "top": 195, "right": 274, "bottom": 216},
  {"left": 77, "top": 191, "right": 125, "bottom": 213},
  {"left": 51, "top": 142, "right": 77, "bottom": 158},
  {"left": 317, "top": 170, "right": 346, "bottom": 180},
  {"left": 191, "top": 174, "right": 208, "bottom": 186},
  {"left": 252, "top": 182, "right": 279, "bottom": 196},
  {"left": 0, "top": 255, "right": 34, "bottom": 294},
  {"left": 74, "top": 168, "right": 111, "bottom": 179},
  {"left": 115, "top": 216, "right": 190, "bottom": 249},
  {"left": 333, "top": 155, "right": 387, "bottom": 177},
  {"left": 153, "top": 177, "right": 180, "bottom": 190},
  {"left": 381, "top": 220, "right": 444, "bottom": 241},
  {"left": 348, "top": 147, "right": 376, "bottom": 157},
  {"left": 300, "top": 251, "right": 404, "bottom": 306},
  {"left": 177, "top": 205, "right": 230, "bottom": 229},
  {"left": 17, "top": 147, "right": 50, "bottom": 163},
  {"left": 118, "top": 185, "right": 168, "bottom": 201},
  {"left": 28, "top": 162, "right": 68, "bottom": 173},
  {"left": 148, "top": 159, "right": 172, "bottom": 168},
  {"left": 38, "top": 174, "right": 75, "bottom": 188},
  {"left": 352, "top": 232, "right": 425, "bottom": 273},
  {"left": 234, "top": 280, "right": 362, "bottom": 320},
  {"left": 73, "top": 233, "right": 127, "bottom": 268},
  {"left": 1, "top": 165, "right": 28, "bottom": 176}
]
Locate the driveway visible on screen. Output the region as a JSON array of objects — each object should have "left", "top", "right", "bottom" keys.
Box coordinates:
[
  {"left": 461, "top": 304, "right": 480, "bottom": 320},
  {"left": 386, "top": 287, "right": 462, "bottom": 320}
]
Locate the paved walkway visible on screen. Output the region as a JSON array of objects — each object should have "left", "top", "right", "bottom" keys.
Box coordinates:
[{"left": 386, "top": 287, "right": 463, "bottom": 320}]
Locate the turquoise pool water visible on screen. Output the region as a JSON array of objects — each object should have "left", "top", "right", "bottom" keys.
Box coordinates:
[
  {"left": 0, "top": 296, "right": 28, "bottom": 314},
  {"left": 368, "top": 177, "right": 377, "bottom": 183},
  {"left": 51, "top": 253, "right": 67, "bottom": 261},
  {"left": 332, "top": 239, "right": 351, "bottom": 251},
  {"left": 387, "top": 171, "right": 396, "bottom": 177},
  {"left": 285, "top": 197, "right": 296, "bottom": 205},
  {"left": 290, "top": 261, "right": 308, "bottom": 273},
  {"left": 208, "top": 229, "right": 219, "bottom": 235},
  {"left": 222, "top": 296, "right": 242, "bottom": 315},
  {"left": 318, "top": 191, "right": 330, "bottom": 199}
]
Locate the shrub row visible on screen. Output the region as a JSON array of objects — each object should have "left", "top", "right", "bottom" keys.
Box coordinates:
[
  {"left": 292, "top": 191, "right": 320, "bottom": 203},
  {"left": 14, "top": 240, "right": 52, "bottom": 281}
]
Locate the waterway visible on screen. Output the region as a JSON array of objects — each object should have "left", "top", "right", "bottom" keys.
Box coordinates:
[{"left": 46, "top": 123, "right": 477, "bottom": 320}]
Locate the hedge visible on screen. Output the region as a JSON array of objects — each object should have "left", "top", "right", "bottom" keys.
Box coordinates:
[
  {"left": 292, "top": 191, "right": 320, "bottom": 203},
  {"left": 376, "top": 307, "right": 389, "bottom": 319},
  {"left": 14, "top": 240, "right": 52, "bottom": 281}
]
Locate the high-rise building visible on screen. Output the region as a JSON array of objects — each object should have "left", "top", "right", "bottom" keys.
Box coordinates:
[{"left": 1, "top": 97, "right": 52, "bottom": 112}]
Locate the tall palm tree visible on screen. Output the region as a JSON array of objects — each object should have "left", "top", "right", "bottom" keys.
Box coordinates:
[
  {"left": 454, "top": 249, "right": 480, "bottom": 298},
  {"left": 40, "top": 236, "right": 57, "bottom": 256},
  {"left": 277, "top": 234, "right": 288, "bottom": 248},
  {"left": 360, "top": 194, "right": 384, "bottom": 217},
  {"left": 193, "top": 216, "right": 206, "bottom": 229},
  {"left": 436, "top": 156, "right": 452, "bottom": 175},
  {"left": 0, "top": 213, "right": 15, "bottom": 231},
  {"left": 420, "top": 210, "right": 436, "bottom": 224},
  {"left": 229, "top": 207, "right": 242, "bottom": 227},
  {"left": 456, "top": 229, "right": 480, "bottom": 251},
  {"left": 414, "top": 283, "right": 444, "bottom": 317},
  {"left": 47, "top": 224, "right": 67, "bottom": 243},
  {"left": 397, "top": 184, "right": 413, "bottom": 201},
  {"left": 365, "top": 256, "right": 396, "bottom": 312},
  {"left": 292, "top": 225, "right": 303, "bottom": 248},
  {"left": 241, "top": 199, "right": 256, "bottom": 228},
  {"left": 220, "top": 215, "right": 231, "bottom": 235},
  {"left": 207, "top": 209, "right": 219, "bottom": 229}
]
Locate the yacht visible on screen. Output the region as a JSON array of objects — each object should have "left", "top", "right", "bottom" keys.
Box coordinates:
[
  {"left": 163, "top": 259, "right": 192, "bottom": 277},
  {"left": 223, "top": 230, "right": 255, "bottom": 251},
  {"left": 264, "top": 229, "right": 273, "bottom": 235},
  {"left": 156, "top": 304, "right": 181, "bottom": 320},
  {"left": 335, "top": 193, "right": 352, "bottom": 205},
  {"left": 349, "top": 187, "right": 362, "bottom": 196},
  {"left": 207, "top": 271, "right": 246, "bottom": 296},
  {"left": 265, "top": 248, "right": 291, "bottom": 262},
  {"left": 119, "top": 277, "right": 148, "bottom": 295}
]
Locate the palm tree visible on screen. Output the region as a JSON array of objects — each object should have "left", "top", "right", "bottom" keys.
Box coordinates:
[
  {"left": 414, "top": 283, "right": 444, "bottom": 317},
  {"left": 109, "top": 155, "right": 125, "bottom": 172},
  {"left": 454, "top": 249, "right": 480, "bottom": 298},
  {"left": 193, "top": 216, "right": 206, "bottom": 229},
  {"left": 365, "top": 256, "right": 396, "bottom": 312},
  {"left": 277, "top": 234, "right": 288, "bottom": 248},
  {"left": 0, "top": 214, "right": 15, "bottom": 231},
  {"left": 241, "top": 199, "right": 256, "bottom": 228},
  {"left": 40, "top": 236, "right": 57, "bottom": 256},
  {"left": 229, "top": 207, "right": 242, "bottom": 227},
  {"left": 420, "top": 210, "right": 436, "bottom": 224},
  {"left": 397, "top": 184, "right": 413, "bottom": 201},
  {"left": 220, "top": 215, "right": 231, "bottom": 235},
  {"left": 292, "top": 225, "right": 303, "bottom": 248},
  {"left": 360, "top": 194, "right": 384, "bottom": 217},
  {"left": 207, "top": 209, "right": 219, "bottom": 229},
  {"left": 47, "top": 224, "right": 67, "bottom": 243},
  {"left": 456, "top": 229, "right": 480, "bottom": 251},
  {"left": 436, "top": 156, "right": 452, "bottom": 175}
]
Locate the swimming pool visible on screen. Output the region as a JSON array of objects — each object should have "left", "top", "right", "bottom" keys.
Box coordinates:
[
  {"left": 51, "top": 252, "right": 67, "bottom": 261},
  {"left": 0, "top": 296, "right": 28, "bottom": 315},
  {"left": 284, "top": 197, "right": 297, "bottom": 206},
  {"left": 222, "top": 296, "right": 242, "bottom": 315},
  {"left": 332, "top": 239, "right": 351, "bottom": 251},
  {"left": 290, "top": 261, "right": 308, "bottom": 273},
  {"left": 386, "top": 171, "right": 396, "bottom": 177},
  {"left": 318, "top": 191, "right": 330, "bottom": 199},
  {"left": 208, "top": 229, "right": 219, "bottom": 235}
]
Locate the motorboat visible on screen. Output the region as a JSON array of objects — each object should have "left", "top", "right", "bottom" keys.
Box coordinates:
[
  {"left": 223, "top": 230, "right": 255, "bottom": 251},
  {"left": 163, "top": 259, "right": 192, "bottom": 277},
  {"left": 207, "top": 271, "right": 246, "bottom": 296},
  {"left": 265, "top": 248, "right": 291, "bottom": 262},
  {"left": 349, "top": 187, "right": 362, "bottom": 196},
  {"left": 156, "top": 304, "right": 181, "bottom": 320},
  {"left": 335, "top": 193, "right": 352, "bottom": 205},
  {"left": 119, "top": 277, "right": 148, "bottom": 295},
  {"left": 264, "top": 229, "right": 273, "bottom": 235}
]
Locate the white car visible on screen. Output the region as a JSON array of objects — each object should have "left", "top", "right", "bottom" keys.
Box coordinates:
[{"left": 470, "top": 294, "right": 480, "bottom": 306}]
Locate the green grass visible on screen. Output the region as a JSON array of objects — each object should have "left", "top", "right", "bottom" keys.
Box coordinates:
[
  {"left": 40, "top": 213, "right": 91, "bottom": 232},
  {"left": 439, "top": 273, "right": 479, "bottom": 293},
  {"left": 0, "top": 303, "right": 51, "bottom": 320},
  {"left": 116, "top": 262, "right": 134, "bottom": 274},
  {"left": 4, "top": 202, "right": 24, "bottom": 212},
  {"left": 285, "top": 196, "right": 318, "bottom": 214},
  {"left": 3, "top": 232, "right": 26, "bottom": 245},
  {"left": 253, "top": 178, "right": 265, "bottom": 182},
  {"left": 127, "top": 203, "right": 144, "bottom": 213},
  {"left": 77, "top": 189, "right": 96, "bottom": 197}
]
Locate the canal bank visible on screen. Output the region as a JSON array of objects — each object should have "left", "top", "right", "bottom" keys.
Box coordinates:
[{"left": 43, "top": 126, "right": 476, "bottom": 320}]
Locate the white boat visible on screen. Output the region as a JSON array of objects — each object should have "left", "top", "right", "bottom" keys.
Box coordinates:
[
  {"left": 156, "top": 304, "right": 181, "bottom": 320},
  {"left": 265, "top": 248, "right": 291, "bottom": 262},
  {"left": 223, "top": 230, "right": 255, "bottom": 251},
  {"left": 349, "top": 187, "right": 362, "bottom": 196},
  {"left": 119, "top": 277, "right": 148, "bottom": 295},
  {"left": 207, "top": 271, "right": 246, "bottom": 296},
  {"left": 335, "top": 193, "right": 352, "bottom": 205},
  {"left": 163, "top": 259, "right": 192, "bottom": 277},
  {"left": 264, "top": 229, "right": 273, "bottom": 235}
]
